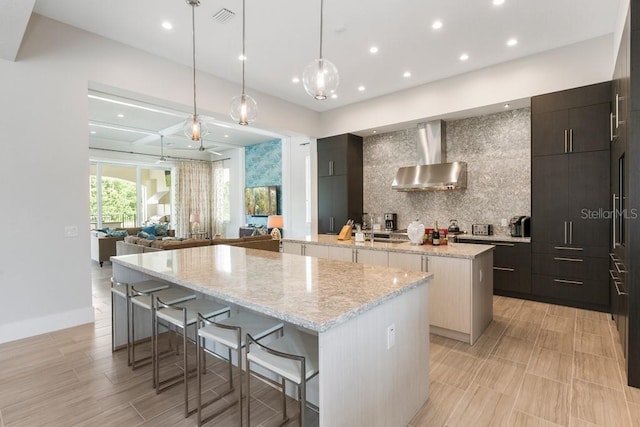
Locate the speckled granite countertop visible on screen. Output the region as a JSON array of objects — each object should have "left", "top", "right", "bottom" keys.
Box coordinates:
[
  {"left": 111, "top": 245, "right": 432, "bottom": 333},
  {"left": 454, "top": 234, "right": 531, "bottom": 243},
  {"left": 284, "top": 234, "right": 494, "bottom": 259}
]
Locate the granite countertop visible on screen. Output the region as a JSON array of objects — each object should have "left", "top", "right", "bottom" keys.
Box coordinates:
[
  {"left": 111, "top": 245, "right": 432, "bottom": 333},
  {"left": 454, "top": 233, "right": 531, "bottom": 243},
  {"left": 284, "top": 234, "right": 494, "bottom": 259}
]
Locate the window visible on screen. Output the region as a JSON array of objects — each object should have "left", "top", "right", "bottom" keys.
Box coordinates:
[{"left": 213, "top": 166, "right": 230, "bottom": 223}]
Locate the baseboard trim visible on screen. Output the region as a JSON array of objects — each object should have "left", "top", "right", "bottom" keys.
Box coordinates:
[{"left": 0, "top": 306, "right": 95, "bottom": 344}]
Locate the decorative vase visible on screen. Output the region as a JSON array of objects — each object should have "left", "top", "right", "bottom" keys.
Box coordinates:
[{"left": 407, "top": 220, "right": 425, "bottom": 245}]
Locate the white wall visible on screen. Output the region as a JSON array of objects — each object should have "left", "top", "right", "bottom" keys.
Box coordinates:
[
  {"left": 0, "top": 14, "right": 320, "bottom": 343},
  {"left": 281, "top": 136, "right": 312, "bottom": 238},
  {"left": 223, "top": 147, "right": 245, "bottom": 238}
]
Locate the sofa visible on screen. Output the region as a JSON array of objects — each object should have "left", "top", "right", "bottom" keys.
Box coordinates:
[
  {"left": 91, "top": 226, "right": 175, "bottom": 267},
  {"left": 115, "top": 234, "right": 279, "bottom": 256}
]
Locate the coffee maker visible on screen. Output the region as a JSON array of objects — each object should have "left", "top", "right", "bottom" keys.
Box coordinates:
[{"left": 384, "top": 213, "right": 397, "bottom": 231}]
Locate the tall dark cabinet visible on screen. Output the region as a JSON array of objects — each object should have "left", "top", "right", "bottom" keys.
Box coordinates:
[
  {"left": 531, "top": 82, "right": 611, "bottom": 311},
  {"left": 611, "top": 0, "right": 640, "bottom": 389},
  {"left": 317, "top": 134, "right": 363, "bottom": 234}
]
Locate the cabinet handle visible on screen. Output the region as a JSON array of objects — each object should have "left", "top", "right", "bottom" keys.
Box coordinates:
[
  {"left": 554, "top": 246, "right": 583, "bottom": 251},
  {"left": 615, "top": 261, "right": 627, "bottom": 274},
  {"left": 492, "top": 242, "right": 515, "bottom": 247},
  {"left": 329, "top": 217, "right": 334, "bottom": 232},
  {"left": 563, "top": 221, "right": 567, "bottom": 245},
  {"left": 564, "top": 130, "right": 568, "bottom": 153},
  {"left": 352, "top": 249, "right": 357, "bottom": 263},
  {"left": 569, "top": 129, "right": 573, "bottom": 152},
  {"left": 616, "top": 93, "right": 620, "bottom": 128},
  {"left": 609, "top": 253, "right": 621, "bottom": 262},
  {"left": 301, "top": 244, "right": 305, "bottom": 256},
  {"left": 610, "top": 269, "right": 620, "bottom": 281},
  {"left": 493, "top": 267, "right": 515, "bottom": 272},
  {"left": 329, "top": 161, "right": 334, "bottom": 176},
  {"left": 610, "top": 112, "right": 616, "bottom": 142},
  {"left": 553, "top": 257, "right": 583, "bottom": 262},
  {"left": 614, "top": 280, "right": 628, "bottom": 296},
  {"left": 422, "top": 256, "right": 428, "bottom": 272},
  {"left": 569, "top": 221, "right": 573, "bottom": 244},
  {"left": 553, "top": 278, "right": 583, "bottom": 286},
  {"left": 612, "top": 193, "right": 618, "bottom": 250}
]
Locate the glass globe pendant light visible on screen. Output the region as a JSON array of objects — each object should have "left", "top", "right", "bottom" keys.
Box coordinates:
[
  {"left": 302, "top": 0, "right": 339, "bottom": 100},
  {"left": 230, "top": 0, "right": 257, "bottom": 125},
  {"left": 183, "top": 0, "right": 209, "bottom": 140}
]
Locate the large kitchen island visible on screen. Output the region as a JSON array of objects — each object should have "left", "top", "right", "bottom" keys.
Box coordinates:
[{"left": 111, "top": 244, "right": 432, "bottom": 427}]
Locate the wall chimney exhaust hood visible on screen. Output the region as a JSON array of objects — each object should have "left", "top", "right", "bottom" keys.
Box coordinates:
[{"left": 392, "top": 121, "right": 467, "bottom": 191}]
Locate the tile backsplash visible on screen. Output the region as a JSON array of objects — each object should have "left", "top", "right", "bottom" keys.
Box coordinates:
[{"left": 363, "top": 108, "right": 531, "bottom": 235}]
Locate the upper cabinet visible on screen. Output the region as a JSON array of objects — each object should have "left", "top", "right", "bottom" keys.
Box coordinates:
[
  {"left": 317, "top": 134, "right": 363, "bottom": 234},
  {"left": 531, "top": 82, "right": 611, "bottom": 156}
]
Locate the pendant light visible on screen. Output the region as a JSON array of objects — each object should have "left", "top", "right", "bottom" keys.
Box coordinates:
[
  {"left": 229, "top": 0, "right": 257, "bottom": 125},
  {"left": 183, "top": 0, "right": 209, "bottom": 140},
  {"left": 302, "top": 0, "right": 339, "bottom": 100}
]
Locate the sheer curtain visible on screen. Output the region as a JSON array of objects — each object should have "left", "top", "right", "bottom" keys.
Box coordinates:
[
  {"left": 211, "top": 161, "right": 227, "bottom": 237},
  {"left": 175, "top": 161, "right": 212, "bottom": 238}
]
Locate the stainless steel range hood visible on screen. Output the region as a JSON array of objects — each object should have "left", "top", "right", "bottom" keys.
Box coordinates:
[{"left": 392, "top": 121, "right": 467, "bottom": 191}]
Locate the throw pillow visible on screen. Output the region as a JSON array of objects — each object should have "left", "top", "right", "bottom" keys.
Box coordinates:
[
  {"left": 155, "top": 223, "right": 168, "bottom": 237},
  {"left": 141, "top": 225, "right": 157, "bottom": 235},
  {"left": 107, "top": 230, "right": 128, "bottom": 237}
]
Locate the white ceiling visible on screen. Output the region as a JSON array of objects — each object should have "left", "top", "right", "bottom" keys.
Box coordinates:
[{"left": 11, "top": 0, "right": 624, "bottom": 157}]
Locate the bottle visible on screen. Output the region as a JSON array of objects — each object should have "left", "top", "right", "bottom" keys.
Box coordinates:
[{"left": 432, "top": 221, "right": 440, "bottom": 246}]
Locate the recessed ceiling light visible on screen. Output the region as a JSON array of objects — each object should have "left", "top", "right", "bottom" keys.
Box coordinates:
[
  {"left": 117, "top": 113, "right": 124, "bottom": 118},
  {"left": 331, "top": 93, "right": 338, "bottom": 99},
  {"left": 238, "top": 54, "right": 246, "bottom": 61},
  {"left": 507, "top": 38, "right": 518, "bottom": 47},
  {"left": 403, "top": 71, "right": 412, "bottom": 78},
  {"left": 369, "top": 46, "right": 379, "bottom": 54},
  {"left": 504, "top": 103, "right": 510, "bottom": 108},
  {"left": 224, "top": 134, "right": 229, "bottom": 138},
  {"left": 459, "top": 53, "right": 469, "bottom": 61},
  {"left": 358, "top": 85, "right": 366, "bottom": 92},
  {"left": 493, "top": 0, "right": 505, "bottom": 5},
  {"left": 90, "top": 130, "right": 97, "bottom": 134},
  {"left": 432, "top": 20, "right": 443, "bottom": 30},
  {"left": 161, "top": 21, "right": 173, "bottom": 30},
  {"left": 373, "top": 130, "right": 377, "bottom": 134},
  {"left": 292, "top": 77, "right": 300, "bottom": 83}
]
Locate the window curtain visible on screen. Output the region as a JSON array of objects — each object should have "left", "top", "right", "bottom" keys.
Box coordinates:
[
  {"left": 175, "top": 161, "right": 213, "bottom": 238},
  {"left": 211, "top": 161, "right": 227, "bottom": 237}
]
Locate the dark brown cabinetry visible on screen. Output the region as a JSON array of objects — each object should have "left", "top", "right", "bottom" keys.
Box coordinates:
[
  {"left": 456, "top": 239, "right": 531, "bottom": 295},
  {"left": 531, "top": 81, "right": 611, "bottom": 311},
  {"left": 317, "top": 134, "right": 363, "bottom": 234}
]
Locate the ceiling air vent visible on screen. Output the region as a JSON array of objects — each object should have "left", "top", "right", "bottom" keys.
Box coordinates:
[{"left": 212, "top": 8, "right": 235, "bottom": 23}]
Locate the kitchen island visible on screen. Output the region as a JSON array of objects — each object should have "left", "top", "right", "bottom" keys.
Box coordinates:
[
  {"left": 283, "top": 235, "right": 494, "bottom": 344},
  {"left": 111, "top": 244, "right": 432, "bottom": 427}
]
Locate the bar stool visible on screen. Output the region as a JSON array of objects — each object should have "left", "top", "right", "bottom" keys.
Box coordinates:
[
  {"left": 196, "top": 311, "right": 284, "bottom": 426},
  {"left": 246, "top": 329, "right": 319, "bottom": 427},
  {"left": 154, "top": 297, "right": 231, "bottom": 418},
  {"left": 129, "top": 285, "right": 196, "bottom": 377},
  {"left": 110, "top": 278, "right": 169, "bottom": 365}
]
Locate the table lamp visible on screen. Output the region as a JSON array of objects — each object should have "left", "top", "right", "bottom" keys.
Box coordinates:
[
  {"left": 267, "top": 215, "right": 284, "bottom": 240},
  {"left": 189, "top": 213, "right": 201, "bottom": 233}
]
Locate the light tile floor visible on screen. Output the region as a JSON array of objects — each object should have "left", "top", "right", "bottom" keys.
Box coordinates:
[{"left": 0, "top": 263, "right": 638, "bottom": 426}]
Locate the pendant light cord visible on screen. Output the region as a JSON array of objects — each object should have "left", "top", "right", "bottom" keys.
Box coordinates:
[
  {"left": 319, "top": 0, "right": 324, "bottom": 60},
  {"left": 191, "top": 2, "right": 198, "bottom": 117},
  {"left": 241, "top": 0, "right": 246, "bottom": 96}
]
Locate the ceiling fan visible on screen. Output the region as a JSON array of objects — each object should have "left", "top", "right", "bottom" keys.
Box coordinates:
[
  {"left": 155, "top": 134, "right": 168, "bottom": 164},
  {"left": 165, "top": 134, "right": 222, "bottom": 156}
]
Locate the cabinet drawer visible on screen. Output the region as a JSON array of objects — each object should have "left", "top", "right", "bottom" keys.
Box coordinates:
[
  {"left": 532, "top": 274, "right": 608, "bottom": 305},
  {"left": 532, "top": 242, "right": 608, "bottom": 258},
  {"left": 532, "top": 253, "right": 608, "bottom": 280}
]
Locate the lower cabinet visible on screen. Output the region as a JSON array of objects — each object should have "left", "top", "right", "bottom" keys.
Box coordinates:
[
  {"left": 457, "top": 239, "right": 532, "bottom": 296},
  {"left": 281, "top": 241, "right": 329, "bottom": 258},
  {"left": 354, "top": 247, "right": 388, "bottom": 266},
  {"left": 388, "top": 252, "right": 427, "bottom": 272},
  {"left": 327, "top": 246, "right": 354, "bottom": 262}
]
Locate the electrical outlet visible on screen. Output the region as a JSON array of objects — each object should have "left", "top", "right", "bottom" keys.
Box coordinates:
[
  {"left": 387, "top": 324, "right": 396, "bottom": 349},
  {"left": 501, "top": 218, "right": 508, "bottom": 227},
  {"left": 64, "top": 225, "right": 78, "bottom": 237}
]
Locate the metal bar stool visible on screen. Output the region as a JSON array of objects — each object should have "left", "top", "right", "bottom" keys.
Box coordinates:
[
  {"left": 110, "top": 278, "right": 169, "bottom": 365},
  {"left": 196, "top": 311, "right": 284, "bottom": 426},
  {"left": 246, "top": 329, "right": 319, "bottom": 427},
  {"left": 129, "top": 285, "right": 196, "bottom": 380},
  {"left": 154, "top": 297, "right": 231, "bottom": 418}
]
